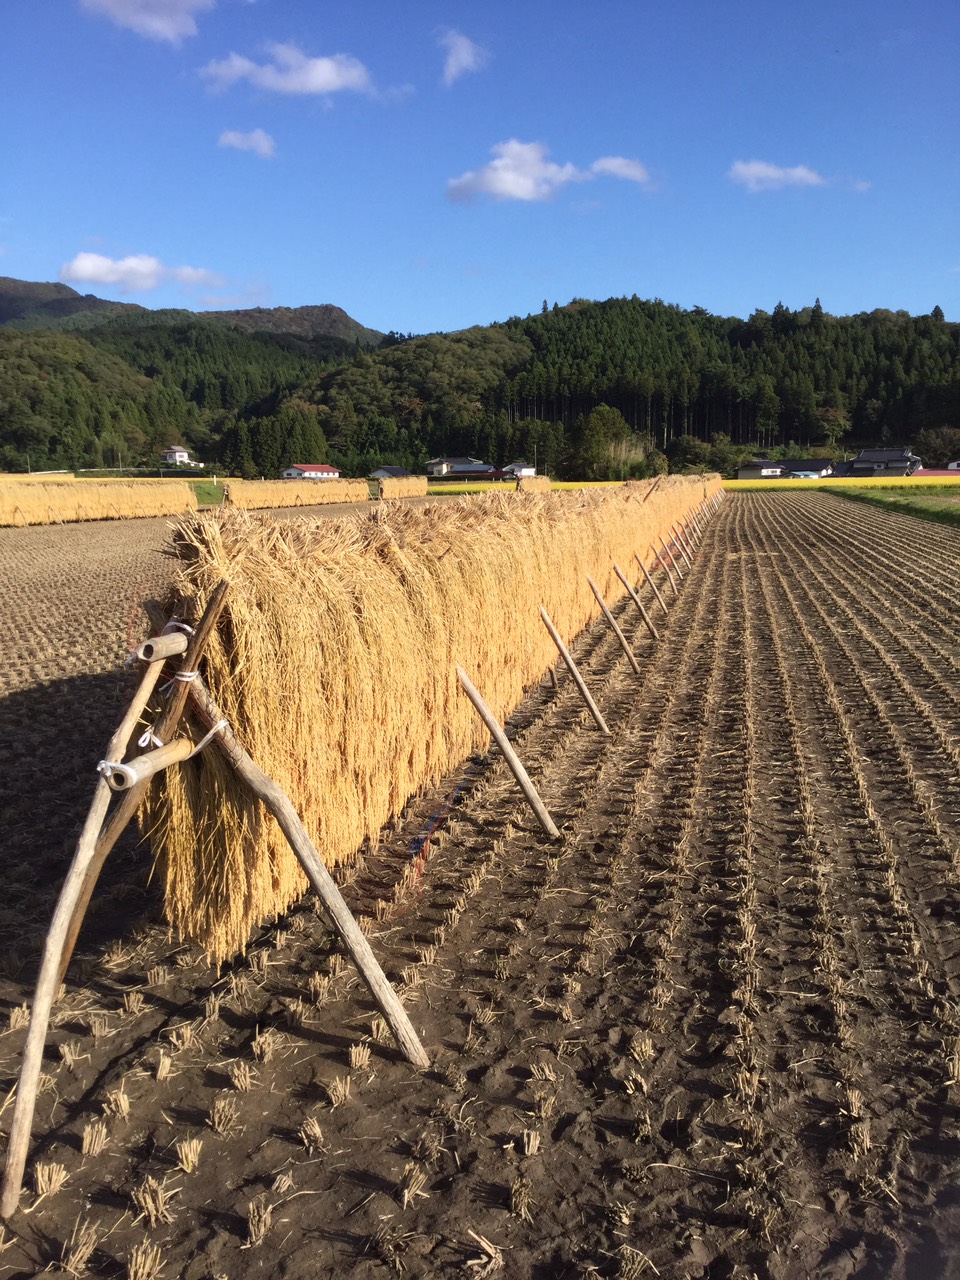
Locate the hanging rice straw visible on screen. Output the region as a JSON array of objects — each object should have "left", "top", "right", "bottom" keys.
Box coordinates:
[{"left": 144, "top": 478, "right": 719, "bottom": 961}]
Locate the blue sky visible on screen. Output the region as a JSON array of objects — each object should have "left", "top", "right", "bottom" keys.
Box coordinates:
[{"left": 3, "top": 0, "right": 958, "bottom": 334}]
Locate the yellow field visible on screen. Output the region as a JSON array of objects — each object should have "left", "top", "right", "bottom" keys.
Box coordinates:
[{"left": 725, "top": 474, "right": 960, "bottom": 491}]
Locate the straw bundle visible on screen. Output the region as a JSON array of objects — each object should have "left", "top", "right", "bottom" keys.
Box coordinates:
[
  {"left": 225, "top": 479, "right": 369, "bottom": 509},
  {"left": 0, "top": 480, "right": 197, "bottom": 527},
  {"left": 145, "top": 474, "right": 719, "bottom": 960},
  {"left": 379, "top": 475, "right": 428, "bottom": 499},
  {"left": 518, "top": 475, "right": 552, "bottom": 493}
]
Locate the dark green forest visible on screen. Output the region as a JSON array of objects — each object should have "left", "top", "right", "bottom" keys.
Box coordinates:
[{"left": 1, "top": 281, "right": 957, "bottom": 478}]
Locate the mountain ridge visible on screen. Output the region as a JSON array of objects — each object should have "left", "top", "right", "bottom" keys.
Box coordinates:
[{"left": 0, "top": 277, "right": 383, "bottom": 346}]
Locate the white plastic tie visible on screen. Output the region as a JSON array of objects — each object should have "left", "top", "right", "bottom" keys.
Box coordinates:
[
  {"left": 138, "top": 729, "right": 165, "bottom": 750},
  {"left": 163, "top": 620, "right": 195, "bottom": 636},
  {"left": 190, "top": 720, "right": 229, "bottom": 756},
  {"left": 160, "top": 669, "right": 199, "bottom": 696}
]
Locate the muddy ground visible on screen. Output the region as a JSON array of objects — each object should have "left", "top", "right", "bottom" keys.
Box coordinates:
[{"left": 1, "top": 492, "right": 959, "bottom": 1279}]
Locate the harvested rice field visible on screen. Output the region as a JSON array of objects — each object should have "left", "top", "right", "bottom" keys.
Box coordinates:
[{"left": 2, "top": 491, "right": 960, "bottom": 1279}]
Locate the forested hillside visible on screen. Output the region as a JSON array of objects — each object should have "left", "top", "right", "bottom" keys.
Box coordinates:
[
  {"left": 305, "top": 298, "right": 960, "bottom": 477},
  {"left": 1, "top": 284, "right": 957, "bottom": 477}
]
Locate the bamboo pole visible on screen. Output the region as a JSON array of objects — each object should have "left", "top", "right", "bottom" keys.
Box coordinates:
[
  {"left": 640, "top": 475, "right": 663, "bottom": 504},
  {"left": 136, "top": 632, "right": 189, "bottom": 663},
  {"left": 456, "top": 666, "right": 560, "bottom": 840},
  {"left": 636, "top": 554, "right": 669, "bottom": 617},
  {"left": 612, "top": 563, "right": 659, "bottom": 642},
  {"left": 539, "top": 607, "right": 611, "bottom": 736},
  {"left": 102, "top": 737, "right": 195, "bottom": 791},
  {"left": 587, "top": 577, "right": 641, "bottom": 673},
  {"left": 676, "top": 520, "right": 696, "bottom": 560},
  {"left": 1, "top": 657, "right": 166, "bottom": 1219},
  {"left": 651, "top": 542, "right": 679, "bottom": 596}
]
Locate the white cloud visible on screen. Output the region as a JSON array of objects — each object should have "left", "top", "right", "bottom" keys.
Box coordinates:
[
  {"left": 218, "top": 128, "right": 275, "bottom": 158},
  {"left": 437, "top": 29, "right": 487, "bottom": 86},
  {"left": 60, "top": 252, "right": 223, "bottom": 293},
  {"left": 79, "top": 0, "right": 214, "bottom": 43},
  {"left": 447, "top": 140, "right": 652, "bottom": 203},
  {"left": 590, "top": 156, "right": 652, "bottom": 185},
  {"left": 201, "top": 42, "right": 372, "bottom": 95},
  {"left": 728, "top": 159, "right": 826, "bottom": 193}
]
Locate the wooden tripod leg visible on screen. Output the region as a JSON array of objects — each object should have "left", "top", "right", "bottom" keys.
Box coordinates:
[
  {"left": 57, "top": 583, "right": 231, "bottom": 985},
  {"left": 1, "top": 657, "right": 164, "bottom": 1220},
  {"left": 160, "top": 666, "right": 432, "bottom": 1070}
]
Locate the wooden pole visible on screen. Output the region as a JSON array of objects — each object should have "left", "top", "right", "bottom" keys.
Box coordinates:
[
  {"left": 658, "top": 534, "right": 684, "bottom": 581},
  {"left": 102, "top": 737, "right": 195, "bottom": 791},
  {"left": 57, "top": 582, "right": 232, "bottom": 986},
  {"left": 456, "top": 666, "right": 560, "bottom": 840},
  {"left": 539, "top": 608, "right": 611, "bottom": 736},
  {"left": 587, "top": 577, "right": 641, "bottom": 673},
  {"left": 677, "top": 519, "right": 697, "bottom": 559},
  {"left": 640, "top": 475, "right": 663, "bottom": 504},
  {"left": 191, "top": 678, "right": 432, "bottom": 1067},
  {"left": 651, "top": 542, "right": 679, "bottom": 596},
  {"left": 612, "top": 563, "right": 659, "bottom": 642},
  {"left": 139, "top": 600, "right": 435, "bottom": 1067},
  {"left": 1, "top": 657, "right": 166, "bottom": 1220},
  {"left": 636, "top": 553, "right": 669, "bottom": 617},
  {"left": 671, "top": 523, "right": 694, "bottom": 569}
]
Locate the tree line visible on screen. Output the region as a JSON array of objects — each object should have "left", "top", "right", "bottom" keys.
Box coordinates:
[{"left": 0, "top": 296, "right": 956, "bottom": 477}]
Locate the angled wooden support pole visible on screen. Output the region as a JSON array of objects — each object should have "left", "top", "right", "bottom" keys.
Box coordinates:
[
  {"left": 612, "top": 563, "right": 659, "bottom": 643},
  {"left": 652, "top": 541, "right": 680, "bottom": 596},
  {"left": 2, "top": 586, "right": 233, "bottom": 1221},
  {"left": 138, "top": 598, "right": 434, "bottom": 1068},
  {"left": 587, "top": 577, "right": 641, "bottom": 673},
  {"left": 678, "top": 519, "right": 697, "bottom": 558},
  {"left": 539, "top": 607, "right": 611, "bottom": 737},
  {"left": 191, "top": 678, "right": 432, "bottom": 1068},
  {"left": 659, "top": 533, "right": 684, "bottom": 580},
  {"left": 456, "top": 666, "right": 560, "bottom": 841},
  {"left": 635, "top": 554, "right": 669, "bottom": 617},
  {"left": 640, "top": 475, "right": 663, "bottom": 504},
  {"left": 1, "top": 658, "right": 165, "bottom": 1219},
  {"left": 671, "top": 523, "right": 694, "bottom": 568},
  {"left": 57, "top": 581, "right": 232, "bottom": 986}
]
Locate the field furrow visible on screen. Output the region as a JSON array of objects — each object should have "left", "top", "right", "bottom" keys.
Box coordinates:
[{"left": 2, "top": 492, "right": 960, "bottom": 1278}]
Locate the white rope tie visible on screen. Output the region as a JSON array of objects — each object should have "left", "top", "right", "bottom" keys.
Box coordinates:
[
  {"left": 163, "top": 620, "right": 195, "bottom": 636},
  {"left": 97, "top": 721, "right": 228, "bottom": 783},
  {"left": 190, "top": 720, "right": 229, "bottom": 756},
  {"left": 160, "top": 669, "right": 198, "bottom": 696}
]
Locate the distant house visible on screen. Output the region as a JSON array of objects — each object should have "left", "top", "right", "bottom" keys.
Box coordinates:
[
  {"left": 426, "top": 456, "right": 499, "bottom": 480},
  {"left": 503, "top": 460, "right": 537, "bottom": 477},
  {"left": 948, "top": 460, "right": 960, "bottom": 471},
  {"left": 833, "top": 448, "right": 922, "bottom": 478},
  {"left": 736, "top": 460, "right": 787, "bottom": 480},
  {"left": 785, "top": 459, "right": 834, "bottom": 478},
  {"left": 282, "top": 463, "right": 341, "bottom": 480},
  {"left": 370, "top": 466, "right": 412, "bottom": 480},
  {"left": 160, "top": 445, "right": 202, "bottom": 468}
]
